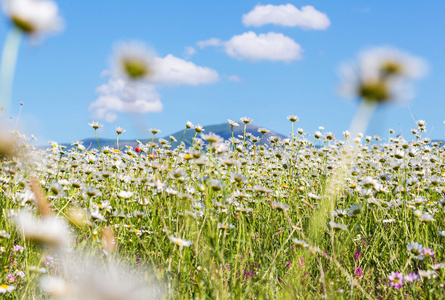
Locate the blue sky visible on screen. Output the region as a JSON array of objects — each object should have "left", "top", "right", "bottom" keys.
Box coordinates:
[{"left": 1, "top": 1, "right": 445, "bottom": 145}]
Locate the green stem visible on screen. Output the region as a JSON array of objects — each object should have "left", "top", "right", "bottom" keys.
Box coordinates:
[
  {"left": 150, "top": 134, "right": 156, "bottom": 154},
  {"left": 291, "top": 122, "right": 294, "bottom": 153},
  {"left": 308, "top": 99, "right": 377, "bottom": 242},
  {"left": 349, "top": 100, "right": 377, "bottom": 138},
  {"left": 0, "top": 28, "right": 22, "bottom": 115},
  {"left": 243, "top": 124, "right": 247, "bottom": 148},
  {"left": 231, "top": 127, "right": 235, "bottom": 154},
  {"left": 178, "top": 128, "right": 187, "bottom": 149},
  {"left": 191, "top": 132, "right": 198, "bottom": 148},
  {"left": 95, "top": 129, "right": 101, "bottom": 152}
]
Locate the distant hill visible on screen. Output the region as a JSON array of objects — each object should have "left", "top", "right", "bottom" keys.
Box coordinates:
[{"left": 48, "top": 123, "right": 287, "bottom": 151}]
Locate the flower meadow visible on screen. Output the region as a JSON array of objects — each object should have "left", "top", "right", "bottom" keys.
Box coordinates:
[
  {"left": 1, "top": 118, "right": 445, "bottom": 299},
  {"left": 0, "top": 0, "right": 444, "bottom": 299}
]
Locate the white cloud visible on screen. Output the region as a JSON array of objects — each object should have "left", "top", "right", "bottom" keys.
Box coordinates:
[
  {"left": 223, "top": 32, "right": 302, "bottom": 62},
  {"left": 89, "top": 54, "right": 220, "bottom": 122},
  {"left": 100, "top": 69, "right": 112, "bottom": 77},
  {"left": 197, "top": 38, "right": 223, "bottom": 49},
  {"left": 197, "top": 32, "right": 302, "bottom": 62},
  {"left": 228, "top": 75, "right": 242, "bottom": 82},
  {"left": 184, "top": 46, "right": 197, "bottom": 59},
  {"left": 151, "top": 54, "right": 220, "bottom": 86},
  {"left": 89, "top": 78, "right": 163, "bottom": 123},
  {"left": 242, "top": 4, "right": 330, "bottom": 30}
]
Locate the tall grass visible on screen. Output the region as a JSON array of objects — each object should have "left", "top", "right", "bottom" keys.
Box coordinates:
[{"left": 0, "top": 122, "right": 444, "bottom": 299}]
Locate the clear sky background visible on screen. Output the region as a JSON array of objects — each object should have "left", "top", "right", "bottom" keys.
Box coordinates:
[{"left": 1, "top": 1, "right": 444, "bottom": 145}]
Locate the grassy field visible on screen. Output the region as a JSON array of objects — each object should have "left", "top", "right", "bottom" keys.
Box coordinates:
[{"left": 0, "top": 121, "right": 444, "bottom": 299}]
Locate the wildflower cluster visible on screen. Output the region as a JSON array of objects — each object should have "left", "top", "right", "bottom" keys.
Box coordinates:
[{"left": 0, "top": 117, "right": 442, "bottom": 298}]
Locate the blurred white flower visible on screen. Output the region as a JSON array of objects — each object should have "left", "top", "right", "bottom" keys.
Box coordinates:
[
  {"left": 113, "top": 41, "right": 155, "bottom": 81},
  {"left": 117, "top": 190, "right": 134, "bottom": 199},
  {"left": 169, "top": 236, "right": 193, "bottom": 247},
  {"left": 40, "top": 276, "right": 71, "bottom": 298},
  {"left": 2, "top": 0, "right": 63, "bottom": 35},
  {"left": 42, "top": 254, "right": 161, "bottom": 299},
  {"left": 339, "top": 46, "right": 427, "bottom": 103},
  {"left": 14, "top": 211, "right": 71, "bottom": 248}
]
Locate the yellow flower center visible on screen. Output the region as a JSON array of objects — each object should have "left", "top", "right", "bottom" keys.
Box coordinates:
[
  {"left": 122, "top": 59, "right": 150, "bottom": 80},
  {"left": 11, "top": 16, "right": 35, "bottom": 34}
]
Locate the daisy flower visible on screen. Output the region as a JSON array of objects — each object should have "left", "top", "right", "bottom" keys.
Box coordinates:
[
  {"left": 14, "top": 211, "right": 71, "bottom": 248},
  {"left": 339, "top": 46, "right": 427, "bottom": 103},
  {"left": 0, "top": 284, "right": 15, "bottom": 293},
  {"left": 169, "top": 236, "right": 193, "bottom": 247},
  {"left": 113, "top": 41, "right": 154, "bottom": 81},
  {"left": 2, "top": 0, "right": 63, "bottom": 36}
]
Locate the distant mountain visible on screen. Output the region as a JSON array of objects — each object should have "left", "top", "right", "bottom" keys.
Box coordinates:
[{"left": 49, "top": 123, "right": 287, "bottom": 151}]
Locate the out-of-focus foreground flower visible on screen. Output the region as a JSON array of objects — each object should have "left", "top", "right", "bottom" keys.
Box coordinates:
[
  {"left": 113, "top": 41, "right": 155, "bottom": 81},
  {"left": 14, "top": 211, "right": 72, "bottom": 249},
  {"left": 339, "top": 46, "right": 427, "bottom": 103},
  {"left": 1, "top": 0, "right": 63, "bottom": 36},
  {"left": 40, "top": 255, "right": 162, "bottom": 300}
]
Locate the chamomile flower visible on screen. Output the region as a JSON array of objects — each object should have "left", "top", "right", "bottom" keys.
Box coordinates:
[
  {"left": 117, "top": 191, "right": 134, "bottom": 199},
  {"left": 115, "top": 127, "right": 126, "bottom": 134},
  {"left": 407, "top": 242, "right": 424, "bottom": 260},
  {"left": 39, "top": 276, "right": 70, "bottom": 298},
  {"left": 430, "top": 263, "right": 445, "bottom": 271},
  {"left": 0, "top": 230, "right": 11, "bottom": 239},
  {"left": 149, "top": 128, "right": 161, "bottom": 135},
  {"left": 258, "top": 128, "right": 270, "bottom": 134},
  {"left": 113, "top": 41, "right": 154, "bottom": 81},
  {"left": 88, "top": 121, "right": 103, "bottom": 130},
  {"left": 339, "top": 46, "right": 427, "bottom": 103},
  {"left": 2, "top": 0, "right": 63, "bottom": 36},
  {"left": 418, "top": 270, "right": 436, "bottom": 279},
  {"left": 14, "top": 211, "right": 71, "bottom": 248},
  {"left": 194, "top": 124, "right": 204, "bottom": 133},
  {"left": 240, "top": 117, "right": 253, "bottom": 124},
  {"left": 218, "top": 223, "right": 235, "bottom": 230},
  {"left": 419, "top": 213, "right": 435, "bottom": 223},
  {"left": 228, "top": 119, "right": 239, "bottom": 127},
  {"left": 0, "top": 284, "right": 15, "bottom": 293},
  {"left": 169, "top": 236, "right": 193, "bottom": 247},
  {"left": 201, "top": 132, "right": 223, "bottom": 144},
  {"left": 329, "top": 221, "right": 348, "bottom": 231},
  {"left": 287, "top": 115, "right": 299, "bottom": 122},
  {"left": 292, "top": 239, "right": 309, "bottom": 248},
  {"left": 185, "top": 121, "right": 194, "bottom": 129},
  {"left": 272, "top": 201, "right": 290, "bottom": 212}
]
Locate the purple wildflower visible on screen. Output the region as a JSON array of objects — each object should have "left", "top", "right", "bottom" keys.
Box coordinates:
[
  {"left": 388, "top": 272, "right": 404, "bottom": 289},
  {"left": 13, "top": 245, "right": 24, "bottom": 253},
  {"left": 6, "top": 273, "right": 15, "bottom": 283},
  {"left": 354, "top": 251, "right": 361, "bottom": 262},
  {"left": 43, "top": 255, "right": 54, "bottom": 267},
  {"left": 422, "top": 247, "right": 434, "bottom": 258},
  {"left": 404, "top": 273, "right": 419, "bottom": 283}
]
